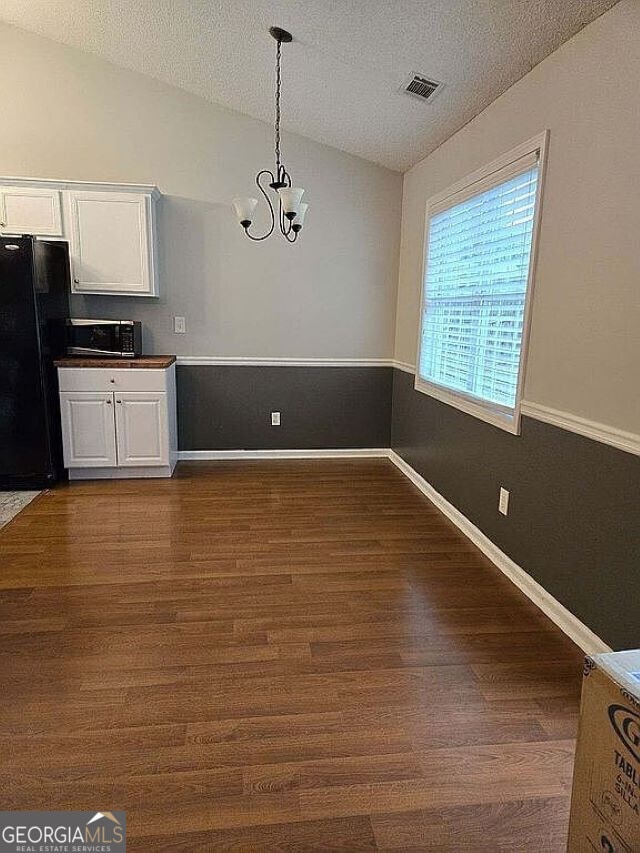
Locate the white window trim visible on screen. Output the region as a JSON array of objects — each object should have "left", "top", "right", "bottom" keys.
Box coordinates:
[{"left": 414, "top": 130, "right": 549, "bottom": 435}]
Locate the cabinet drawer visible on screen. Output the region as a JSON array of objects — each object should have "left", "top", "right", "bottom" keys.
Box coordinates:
[{"left": 57, "top": 367, "right": 169, "bottom": 393}]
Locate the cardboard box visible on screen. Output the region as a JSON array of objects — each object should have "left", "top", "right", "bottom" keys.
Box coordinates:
[{"left": 568, "top": 649, "right": 640, "bottom": 852}]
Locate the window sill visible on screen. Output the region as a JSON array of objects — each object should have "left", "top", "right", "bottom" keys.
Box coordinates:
[{"left": 414, "top": 376, "right": 522, "bottom": 435}]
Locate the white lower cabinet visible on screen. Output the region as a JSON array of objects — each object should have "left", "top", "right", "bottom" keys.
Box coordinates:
[
  {"left": 57, "top": 364, "right": 177, "bottom": 479},
  {"left": 60, "top": 392, "right": 117, "bottom": 468},
  {"left": 115, "top": 392, "right": 169, "bottom": 467}
]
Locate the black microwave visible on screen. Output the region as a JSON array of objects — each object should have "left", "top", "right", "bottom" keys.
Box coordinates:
[{"left": 66, "top": 319, "right": 143, "bottom": 358}]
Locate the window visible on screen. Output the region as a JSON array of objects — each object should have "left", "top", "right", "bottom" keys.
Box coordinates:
[{"left": 415, "top": 134, "right": 547, "bottom": 433}]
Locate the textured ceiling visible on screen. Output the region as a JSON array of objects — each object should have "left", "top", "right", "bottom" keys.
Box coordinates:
[{"left": 0, "top": 0, "right": 619, "bottom": 171}]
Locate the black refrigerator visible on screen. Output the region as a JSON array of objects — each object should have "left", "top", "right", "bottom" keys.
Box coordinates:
[{"left": 0, "top": 236, "right": 71, "bottom": 489}]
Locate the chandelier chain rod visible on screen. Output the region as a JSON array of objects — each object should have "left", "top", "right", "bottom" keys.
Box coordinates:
[{"left": 275, "top": 37, "right": 282, "bottom": 174}]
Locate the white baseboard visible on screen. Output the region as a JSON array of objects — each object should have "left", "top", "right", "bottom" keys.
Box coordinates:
[
  {"left": 69, "top": 464, "right": 175, "bottom": 479},
  {"left": 387, "top": 450, "right": 611, "bottom": 655},
  {"left": 177, "top": 448, "right": 390, "bottom": 461}
]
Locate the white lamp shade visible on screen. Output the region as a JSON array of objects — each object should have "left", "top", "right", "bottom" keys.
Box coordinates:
[
  {"left": 232, "top": 197, "right": 258, "bottom": 223},
  {"left": 295, "top": 202, "right": 309, "bottom": 227},
  {"left": 277, "top": 186, "right": 304, "bottom": 216}
]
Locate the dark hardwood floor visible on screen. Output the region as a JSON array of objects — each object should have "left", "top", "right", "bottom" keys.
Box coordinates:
[{"left": 0, "top": 460, "right": 583, "bottom": 850}]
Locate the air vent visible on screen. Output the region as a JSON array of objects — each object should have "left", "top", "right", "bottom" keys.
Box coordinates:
[{"left": 403, "top": 73, "right": 442, "bottom": 102}]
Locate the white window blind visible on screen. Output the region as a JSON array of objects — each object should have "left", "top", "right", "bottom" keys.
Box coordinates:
[{"left": 418, "top": 157, "right": 540, "bottom": 415}]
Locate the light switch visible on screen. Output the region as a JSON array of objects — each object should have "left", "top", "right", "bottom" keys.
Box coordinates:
[{"left": 174, "top": 316, "right": 186, "bottom": 334}]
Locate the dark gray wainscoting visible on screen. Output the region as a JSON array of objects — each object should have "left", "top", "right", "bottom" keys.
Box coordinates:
[
  {"left": 177, "top": 364, "right": 392, "bottom": 451},
  {"left": 391, "top": 368, "right": 639, "bottom": 651}
]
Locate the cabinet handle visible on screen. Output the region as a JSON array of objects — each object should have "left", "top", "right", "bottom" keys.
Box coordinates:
[
  {"left": 0, "top": 221, "right": 6, "bottom": 227},
  {"left": 106, "top": 399, "right": 112, "bottom": 405},
  {"left": 110, "top": 378, "right": 115, "bottom": 383},
  {"left": 116, "top": 399, "right": 122, "bottom": 404},
  {"left": 73, "top": 278, "right": 79, "bottom": 284}
]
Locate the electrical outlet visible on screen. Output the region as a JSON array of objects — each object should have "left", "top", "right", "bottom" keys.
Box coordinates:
[
  {"left": 271, "top": 411, "right": 281, "bottom": 426},
  {"left": 498, "top": 487, "right": 510, "bottom": 516},
  {"left": 174, "top": 316, "right": 186, "bottom": 334}
]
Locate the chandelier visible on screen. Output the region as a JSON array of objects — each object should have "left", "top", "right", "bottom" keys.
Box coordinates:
[{"left": 232, "top": 27, "right": 308, "bottom": 242}]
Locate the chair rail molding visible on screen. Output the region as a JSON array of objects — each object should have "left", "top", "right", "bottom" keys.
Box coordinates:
[
  {"left": 520, "top": 400, "right": 640, "bottom": 457},
  {"left": 176, "top": 356, "right": 398, "bottom": 368}
]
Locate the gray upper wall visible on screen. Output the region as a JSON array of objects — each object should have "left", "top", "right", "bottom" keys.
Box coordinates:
[
  {"left": 0, "top": 22, "right": 402, "bottom": 360},
  {"left": 394, "top": 0, "right": 640, "bottom": 437}
]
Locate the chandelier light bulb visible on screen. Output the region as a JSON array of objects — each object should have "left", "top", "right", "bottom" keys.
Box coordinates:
[
  {"left": 277, "top": 187, "right": 305, "bottom": 220},
  {"left": 232, "top": 197, "right": 258, "bottom": 227}
]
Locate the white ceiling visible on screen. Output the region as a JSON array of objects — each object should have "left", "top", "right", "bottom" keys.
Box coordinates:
[{"left": 0, "top": 0, "right": 619, "bottom": 171}]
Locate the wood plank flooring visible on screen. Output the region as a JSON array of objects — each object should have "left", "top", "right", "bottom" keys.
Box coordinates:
[{"left": 0, "top": 460, "right": 583, "bottom": 850}]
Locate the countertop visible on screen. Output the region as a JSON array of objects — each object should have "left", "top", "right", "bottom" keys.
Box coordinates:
[{"left": 54, "top": 355, "right": 176, "bottom": 369}]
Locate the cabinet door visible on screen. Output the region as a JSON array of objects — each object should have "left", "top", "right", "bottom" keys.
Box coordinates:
[
  {"left": 0, "top": 186, "right": 63, "bottom": 236},
  {"left": 60, "top": 392, "right": 117, "bottom": 468},
  {"left": 115, "top": 392, "right": 169, "bottom": 467},
  {"left": 67, "top": 190, "right": 156, "bottom": 296}
]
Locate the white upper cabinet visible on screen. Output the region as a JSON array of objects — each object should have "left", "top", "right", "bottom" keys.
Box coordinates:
[
  {"left": 0, "top": 186, "right": 63, "bottom": 236},
  {"left": 0, "top": 178, "right": 160, "bottom": 297},
  {"left": 67, "top": 189, "right": 159, "bottom": 297}
]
